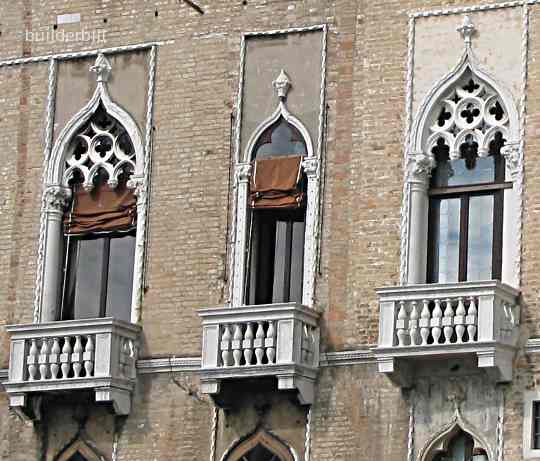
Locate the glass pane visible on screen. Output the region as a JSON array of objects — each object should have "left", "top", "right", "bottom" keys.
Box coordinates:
[
  {"left": 254, "top": 118, "right": 307, "bottom": 159},
  {"left": 73, "top": 239, "right": 107, "bottom": 319},
  {"left": 467, "top": 195, "right": 494, "bottom": 281},
  {"left": 432, "top": 155, "right": 496, "bottom": 188},
  {"left": 431, "top": 198, "right": 460, "bottom": 283},
  {"left": 105, "top": 234, "right": 135, "bottom": 321},
  {"left": 289, "top": 220, "right": 305, "bottom": 303}
]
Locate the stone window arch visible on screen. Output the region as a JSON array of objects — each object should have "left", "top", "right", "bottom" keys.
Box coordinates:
[
  {"left": 405, "top": 41, "right": 520, "bottom": 288},
  {"left": 232, "top": 69, "right": 318, "bottom": 307},
  {"left": 38, "top": 53, "right": 145, "bottom": 324},
  {"left": 222, "top": 429, "right": 296, "bottom": 461},
  {"left": 420, "top": 424, "right": 490, "bottom": 461}
]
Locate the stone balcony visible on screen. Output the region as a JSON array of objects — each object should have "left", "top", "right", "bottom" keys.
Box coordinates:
[
  {"left": 198, "top": 303, "right": 320, "bottom": 405},
  {"left": 374, "top": 281, "right": 520, "bottom": 387},
  {"left": 4, "top": 318, "right": 140, "bottom": 418}
]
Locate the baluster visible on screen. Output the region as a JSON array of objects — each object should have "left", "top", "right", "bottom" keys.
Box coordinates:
[
  {"left": 220, "top": 325, "right": 232, "bottom": 367},
  {"left": 232, "top": 324, "right": 244, "bottom": 366},
  {"left": 265, "top": 321, "right": 276, "bottom": 364},
  {"left": 243, "top": 323, "right": 254, "bottom": 365},
  {"left": 60, "top": 336, "right": 72, "bottom": 378},
  {"left": 27, "top": 339, "right": 39, "bottom": 381},
  {"left": 419, "top": 299, "right": 431, "bottom": 345},
  {"left": 442, "top": 299, "right": 455, "bottom": 344},
  {"left": 38, "top": 338, "right": 50, "bottom": 380},
  {"left": 409, "top": 301, "right": 420, "bottom": 346},
  {"left": 454, "top": 297, "right": 466, "bottom": 343},
  {"left": 431, "top": 299, "right": 443, "bottom": 344},
  {"left": 72, "top": 335, "right": 83, "bottom": 378},
  {"left": 396, "top": 301, "right": 409, "bottom": 347},
  {"left": 466, "top": 296, "right": 478, "bottom": 342},
  {"left": 254, "top": 322, "right": 265, "bottom": 365},
  {"left": 50, "top": 337, "right": 61, "bottom": 379},
  {"left": 84, "top": 335, "right": 95, "bottom": 377}
]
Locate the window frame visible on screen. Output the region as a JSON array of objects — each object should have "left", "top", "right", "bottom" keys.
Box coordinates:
[
  {"left": 523, "top": 391, "right": 540, "bottom": 458},
  {"left": 404, "top": 54, "right": 521, "bottom": 289},
  {"left": 37, "top": 53, "right": 147, "bottom": 324},
  {"left": 426, "top": 154, "right": 512, "bottom": 284}
]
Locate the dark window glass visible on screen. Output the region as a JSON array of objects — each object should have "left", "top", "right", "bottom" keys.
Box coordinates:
[
  {"left": 432, "top": 431, "right": 474, "bottom": 461},
  {"left": 253, "top": 117, "right": 307, "bottom": 159},
  {"left": 67, "top": 453, "right": 89, "bottom": 461},
  {"left": 427, "top": 135, "right": 508, "bottom": 283},
  {"left": 61, "top": 233, "right": 135, "bottom": 321},
  {"left": 534, "top": 401, "right": 540, "bottom": 449},
  {"left": 239, "top": 444, "right": 281, "bottom": 461},
  {"left": 247, "top": 208, "right": 305, "bottom": 305}
]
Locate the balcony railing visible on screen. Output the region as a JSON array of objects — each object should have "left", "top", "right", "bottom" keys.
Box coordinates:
[
  {"left": 198, "top": 303, "right": 320, "bottom": 405},
  {"left": 4, "top": 318, "right": 140, "bottom": 417},
  {"left": 374, "top": 281, "right": 520, "bottom": 386}
]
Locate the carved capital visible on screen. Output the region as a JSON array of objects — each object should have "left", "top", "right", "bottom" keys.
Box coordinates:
[
  {"left": 301, "top": 157, "right": 318, "bottom": 177},
  {"left": 127, "top": 175, "right": 145, "bottom": 197},
  {"left": 235, "top": 163, "right": 252, "bottom": 183},
  {"left": 408, "top": 152, "right": 435, "bottom": 183},
  {"left": 501, "top": 142, "right": 520, "bottom": 178},
  {"left": 43, "top": 186, "right": 72, "bottom": 212},
  {"left": 90, "top": 53, "right": 112, "bottom": 83}
]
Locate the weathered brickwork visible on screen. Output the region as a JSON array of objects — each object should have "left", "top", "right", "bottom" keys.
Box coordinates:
[{"left": 1, "top": 0, "right": 540, "bottom": 460}]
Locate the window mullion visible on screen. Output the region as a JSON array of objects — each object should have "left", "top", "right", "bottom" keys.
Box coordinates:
[
  {"left": 459, "top": 194, "right": 470, "bottom": 282},
  {"left": 100, "top": 237, "right": 111, "bottom": 318}
]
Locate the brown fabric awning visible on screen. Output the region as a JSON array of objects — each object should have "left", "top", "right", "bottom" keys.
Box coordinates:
[
  {"left": 64, "top": 183, "right": 137, "bottom": 235},
  {"left": 249, "top": 155, "right": 304, "bottom": 209}
]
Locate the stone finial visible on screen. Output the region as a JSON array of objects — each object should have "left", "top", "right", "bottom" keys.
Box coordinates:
[
  {"left": 273, "top": 69, "right": 291, "bottom": 100},
  {"left": 457, "top": 16, "right": 475, "bottom": 47},
  {"left": 90, "top": 53, "right": 112, "bottom": 83}
]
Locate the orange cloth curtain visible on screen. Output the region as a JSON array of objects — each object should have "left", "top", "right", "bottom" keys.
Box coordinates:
[
  {"left": 64, "top": 183, "right": 137, "bottom": 235},
  {"left": 249, "top": 155, "right": 304, "bottom": 209}
]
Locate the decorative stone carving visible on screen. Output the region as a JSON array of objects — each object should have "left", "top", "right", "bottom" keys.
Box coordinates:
[
  {"left": 273, "top": 69, "right": 291, "bottom": 100},
  {"left": 408, "top": 151, "right": 435, "bottom": 181},
  {"left": 501, "top": 142, "right": 521, "bottom": 179},
  {"left": 63, "top": 108, "right": 136, "bottom": 191},
  {"left": 423, "top": 72, "right": 510, "bottom": 162},
  {"left": 457, "top": 16, "right": 476, "bottom": 47},
  {"left": 90, "top": 53, "right": 112, "bottom": 83},
  {"left": 43, "top": 185, "right": 72, "bottom": 212},
  {"left": 235, "top": 163, "right": 252, "bottom": 183},
  {"left": 301, "top": 157, "right": 319, "bottom": 177}
]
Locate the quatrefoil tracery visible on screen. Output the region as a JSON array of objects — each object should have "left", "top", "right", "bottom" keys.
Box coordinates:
[
  {"left": 425, "top": 73, "right": 509, "bottom": 161},
  {"left": 64, "top": 108, "right": 135, "bottom": 190}
]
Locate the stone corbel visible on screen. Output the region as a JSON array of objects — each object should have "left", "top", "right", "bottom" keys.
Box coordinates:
[{"left": 501, "top": 142, "right": 521, "bottom": 180}]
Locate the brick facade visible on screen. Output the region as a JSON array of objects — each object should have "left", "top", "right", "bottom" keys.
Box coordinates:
[{"left": 0, "top": 1, "right": 538, "bottom": 460}]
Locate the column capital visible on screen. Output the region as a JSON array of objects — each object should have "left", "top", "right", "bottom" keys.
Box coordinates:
[
  {"left": 235, "top": 163, "right": 252, "bottom": 183},
  {"left": 407, "top": 152, "right": 434, "bottom": 185},
  {"left": 500, "top": 141, "right": 521, "bottom": 179},
  {"left": 301, "top": 157, "right": 319, "bottom": 177},
  {"left": 43, "top": 185, "right": 72, "bottom": 213}
]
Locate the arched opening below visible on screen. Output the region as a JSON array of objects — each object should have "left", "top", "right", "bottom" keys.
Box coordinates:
[
  {"left": 224, "top": 430, "right": 295, "bottom": 461},
  {"left": 429, "top": 429, "right": 488, "bottom": 461}
]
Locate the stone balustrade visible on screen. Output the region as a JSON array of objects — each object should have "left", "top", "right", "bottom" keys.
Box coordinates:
[
  {"left": 198, "top": 303, "right": 320, "bottom": 405},
  {"left": 374, "top": 281, "right": 520, "bottom": 386},
  {"left": 4, "top": 318, "right": 141, "bottom": 417}
]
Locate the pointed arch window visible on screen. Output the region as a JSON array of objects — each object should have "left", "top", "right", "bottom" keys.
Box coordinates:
[
  {"left": 425, "top": 72, "right": 512, "bottom": 283},
  {"left": 61, "top": 105, "right": 137, "bottom": 322},
  {"left": 243, "top": 72, "right": 311, "bottom": 305},
  {"left": 38, "top": 53, "right": 145, "bottom": 324},
  {"left": 405, "top": 46, "right": 520, "bottom": 287},
  {"left": 428, "top": 430, "right": 488, "bottom": 461},
  {"left": 224, "top": 430, "right": 295, "bottom": 461}
]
